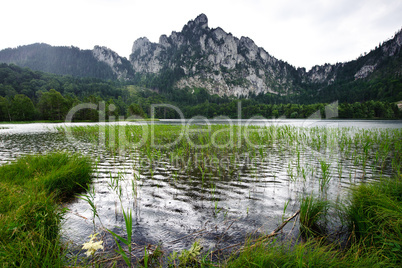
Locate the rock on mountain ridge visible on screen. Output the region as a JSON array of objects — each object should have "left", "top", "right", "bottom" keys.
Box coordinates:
[
  {"left": 304, "top": 29, "right": 402, "bottom": 84},
  {"left": 92, "top": 46, "right": 134, "bottom": 79}
]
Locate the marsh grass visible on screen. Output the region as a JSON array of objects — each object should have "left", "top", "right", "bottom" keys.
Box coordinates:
[
  {"left": 0, "top": 153, "right": 93, "bottom": 266},
  {"left": 299, "top": 195, "right": 329, "bottom": 237},
  {"left": 107, "top": 207, "right": 133, "bottom": 267},
  {"left": 319, "top": 159, "right": 332, "bottom": 194},
  {"left": 225, "top": 237, "right": 391, "bottom": 268},
  {"left": 54, "top": 124, "right": 402, "bottom": 266},
  {"left": 347, "top": 176, "right": 402, "bottom": 263}
]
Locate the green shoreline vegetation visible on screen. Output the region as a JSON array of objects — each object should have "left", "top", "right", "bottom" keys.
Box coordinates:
[
  {"left": 0, "top": 124, "right": 401, "bottom": 266},
  {"left": 0, "top": 153, "right": 93, "bottom": 267}
]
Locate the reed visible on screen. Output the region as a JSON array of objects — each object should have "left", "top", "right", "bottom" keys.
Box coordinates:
[
  {"left": 107, "top": 207, "right": 134, "bottom": 267},
  {"left": 299, "top": 195, "right": 329, "bottom": 237},
  {"left": 319, "top": 159, "right": 331, "bottom": 194}
]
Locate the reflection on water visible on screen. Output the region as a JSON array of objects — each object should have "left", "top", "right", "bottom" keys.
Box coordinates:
[{"left": 0, "top": 120, "right": 400, "bottom": 258}]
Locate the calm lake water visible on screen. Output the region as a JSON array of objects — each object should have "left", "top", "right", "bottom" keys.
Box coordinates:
[{"left": 0, "top": 120, "right": 401, "bottom": 260}]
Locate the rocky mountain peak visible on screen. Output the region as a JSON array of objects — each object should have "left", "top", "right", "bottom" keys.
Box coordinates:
[
  {"left": 182, "top": 13, "right": 209, "bottom": 30},
  {"left": 181, "top": 13, "right": 209, "bottom": 38},
  {"left": 131, "top": 37, "right": 152, "bottom": 56},
  {"left": 129, "top": 14, "right": 303, "bottom": 96},
  {"left": 382, "top": 29, "right": 402, "bottom": 57},
  {"left": 194, "top": 13, "right": 208, "bottom": 28},
  {"left": 93, "top": 46, "right": 121, "bottom": 63}
]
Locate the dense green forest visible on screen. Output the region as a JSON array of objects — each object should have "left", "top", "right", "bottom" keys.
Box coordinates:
[{"left": 0, "top": 63, "right": 400, "bottom": 122}]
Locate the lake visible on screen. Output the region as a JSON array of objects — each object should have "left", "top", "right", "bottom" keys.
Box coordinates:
[{"left": 0, "top": 119, "right": 401, "bottom": 261}]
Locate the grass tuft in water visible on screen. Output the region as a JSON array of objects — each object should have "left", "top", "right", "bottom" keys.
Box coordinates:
[{"left": 299, "top": 195, "right": 329, "bottom": 237}]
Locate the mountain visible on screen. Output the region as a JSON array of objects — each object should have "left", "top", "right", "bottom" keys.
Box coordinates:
[
  {"left": 130, "top": 14, "right": 302, "bottom": 96},
  {"left": 0, "top": 43, "right": 134, "bottom": 80},
  {"left": 0, "top": 14, "right": 401, "bottom": 102},
  {"left": 129, "top": 14, "right": 402, "bottom": 100}
]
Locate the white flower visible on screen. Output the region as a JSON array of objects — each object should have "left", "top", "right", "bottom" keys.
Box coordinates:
[{"left": 82, "top": 233, "right": 104, "bottom": 257}]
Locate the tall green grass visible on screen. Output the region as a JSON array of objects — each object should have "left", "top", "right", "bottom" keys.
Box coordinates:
[
  {"left": 299, "top": 195, "right": 329, "bottom": 237},
  {"left": 225, "top": 175, "right": 402, "bottom": 267},
  {"left": 0, "top": 153, "right": 93, "bottom": 266},
  {"left": 347, "top": 176, "right": 402, "bottom": 263},
  {"left": 225, "top": 238, "right": 390, "bottom": 268}
]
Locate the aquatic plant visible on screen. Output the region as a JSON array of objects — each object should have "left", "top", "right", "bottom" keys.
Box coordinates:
[
  {"left": 168, "top": 241, "right": 203, "bottom": 267},
  {"left": 319, "top": 159, "right": 331, "bottom": 194},
  {"left": 299, "top": 195, "right": 329, "bottom": 237},
  {"left": 107, "top": 207, "right": 134, "bottom": 267},
  {"left": 76, "top": 183, "right": 101, "bottom": 230}
]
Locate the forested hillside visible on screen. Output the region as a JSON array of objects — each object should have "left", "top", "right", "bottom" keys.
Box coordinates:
[
  {"left": 0, "top": 63, "right": 400, "bottom": 121},
  {"left": 0, "top": 44, "right": 123, "bottom": 80},
  {"left": 0, "top": 63, "right": 129, "bottom": 121}
]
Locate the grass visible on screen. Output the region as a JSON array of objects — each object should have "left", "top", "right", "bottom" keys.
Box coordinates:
[
  {"left": 347, "top": 176, "right": 402, "bottom": 263},
  {"left": 225, "top": 175, "right": 402, "bottom": 268},
  {"left": 225, "top": 237, "right": 391, "bottom": 268},
  {"left": 299, "top": 195, "right": 329, "bottom": 237},
  {"left": 0, "top": 152, "right": 93, "bottom": 266}
]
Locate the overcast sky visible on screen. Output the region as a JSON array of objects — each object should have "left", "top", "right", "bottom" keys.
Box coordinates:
[{"left": 2, "top": 0, "right": 401, "bottom": 70}]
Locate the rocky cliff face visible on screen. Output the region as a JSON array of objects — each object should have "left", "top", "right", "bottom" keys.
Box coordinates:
[
  {"left": 92, "top": 46, "right": 134, "bottom": 79},
  {"left": 130, "top": 14, "right": 301, "bottom": 97},
  {"left": 382, "top": 30, "right": 402, "bottom": 57}
]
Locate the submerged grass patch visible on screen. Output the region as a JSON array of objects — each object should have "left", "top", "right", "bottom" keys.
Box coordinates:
[{"left": 0, "top": 152, "right": 93, "bottom": 266}]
